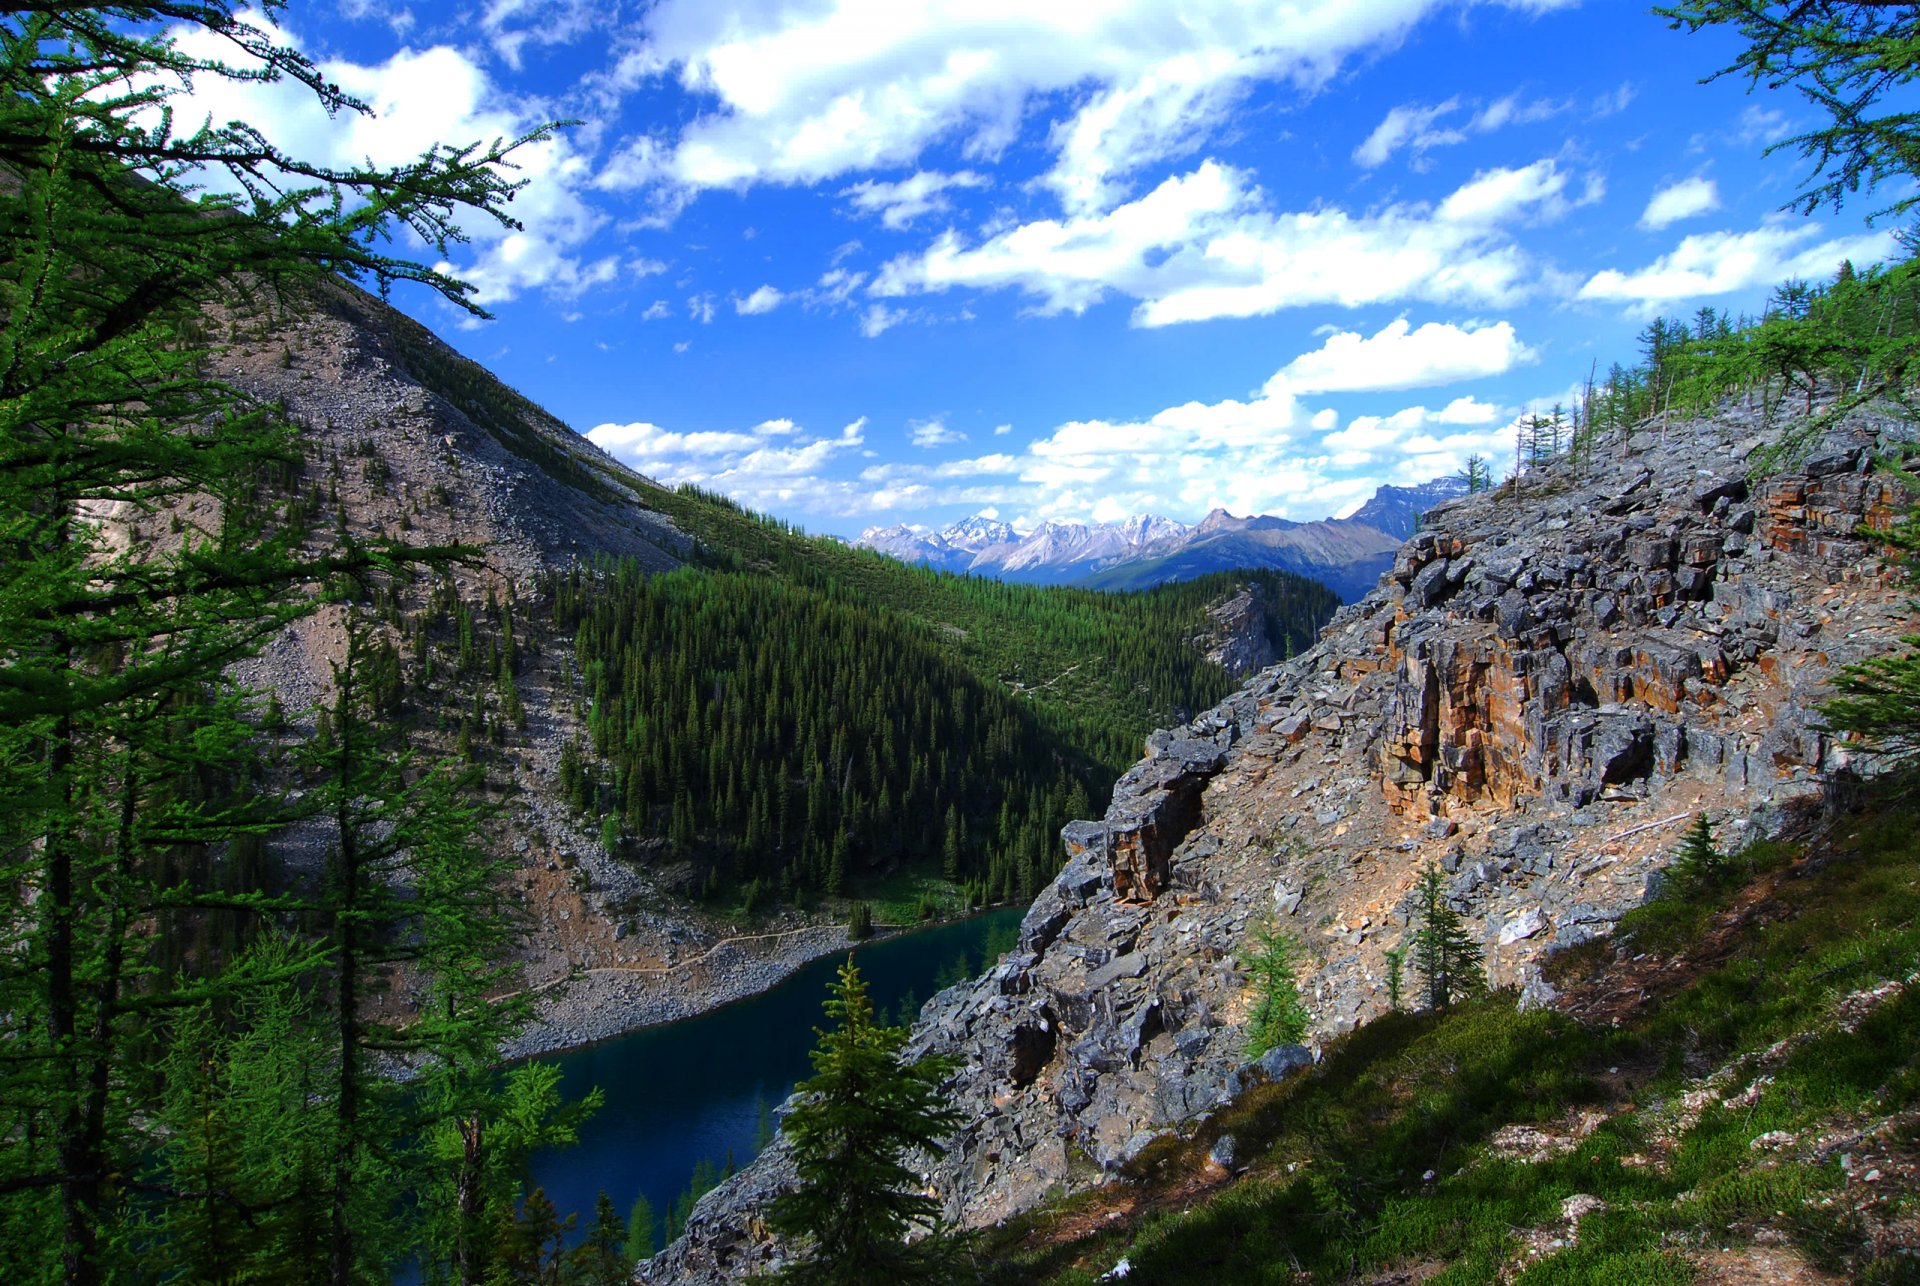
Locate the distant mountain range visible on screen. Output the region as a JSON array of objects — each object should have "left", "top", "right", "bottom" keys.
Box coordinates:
[{"left": 853, "top": 477, "right": 1468, "bottom": 602}]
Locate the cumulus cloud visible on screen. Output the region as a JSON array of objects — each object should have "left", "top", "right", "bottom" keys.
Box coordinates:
[
  {"left": 910, "top": 420, "right": 966, "bottom": 448},
  {"left": 735, "top": 284, "right": 785, "bottom": 314},
  {"left": 1580, "top": 220, "right": 1898, "bottom": 308},
  {"left": 1639, "top": 176, "right": 1720, "bottom": 230},
  {"left": 842, "top": 171, "right": 989, "bottom": 229},
  {"left": 1268, "top": 319, "right": 1536, "bottom": 395},
  {"left": 871, "top": 158, "right": 1587, "bottom": 326},
  {"left": 480, "top": 0, "right": 605, "bottom": 70},
  {"left": 613, "top": 0, "right": 1573, "bottom": 213},
  {"left": 860, "top": 302, "right": 908, "bottom": 337},
  {"left": 585, "top": 416, "right": 871, "bottom": 513}
]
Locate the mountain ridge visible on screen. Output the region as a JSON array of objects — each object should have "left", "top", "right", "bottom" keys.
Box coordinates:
[{"left": 853, "top": 477, "right": 1469, "bottom": 601}]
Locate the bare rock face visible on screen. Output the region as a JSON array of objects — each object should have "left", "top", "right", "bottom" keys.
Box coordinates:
[
  {"left": 1193, "top": 582, "right": 1279, "bottom": 677},
  {"left": 642, "top": 411, "right": 1913, "bottom": 1284}
]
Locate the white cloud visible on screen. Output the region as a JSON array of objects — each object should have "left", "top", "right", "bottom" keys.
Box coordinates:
[
  {"left": 910, "top": 420, "right": 966, "bottom": 448},
  {"left": 479, "top": 0, "right": 604, "bottom": 69},
  {"left": 842, "top": 171, "right": 989, "bottom": 229},
  {"left": 1353, "top": 98, "right": 1463, "bottom": 169},
  {"left": 1268, "top": 319, "right": 1535, "bottom": 395},
  {"left": 1435, "top": 159, "right": 1583, "bottom": 224},
  {"left": 586, "top": 422, "right": 763, "bottom": 457},
  {"left": 642, "top": 299, "right": 673, "bottom": 320},
  {"left": 1353, "top": 91, "right": 1567, "bottom": 170},
  {"left": 1639, "top": 176, "right": 1719, "bottom": 230},
  {"left": 616, "top": 0, "right": 1574, "bottom": 211},
  {"left": 586, "top": 416, "right": 870, "bottom": 512},
  {"left": 736, "top": 284, "right": 785, "bottom": 314},
  {"left": 872, "top": 158, "right": 1585, "bottom": 326},
  {"left": 1580, "top": 220, "right": 1898, "bottom": 308},
  {"left": 860, "top": 302, "right": 908, "bottom": 337},
  {"left": 689, "top": 293, "right": 717, "bottom": 323}
]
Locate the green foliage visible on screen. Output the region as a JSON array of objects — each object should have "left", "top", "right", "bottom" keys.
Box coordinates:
[
  {"left": 1383, "top": 943, "right": 1407, "bottom": 1011},
  {"left": 1459, "top": 455, "right": 1493, "bottom": 493},
  {"left": 625, "top": 1191, "right": 657, "bottom": 1267},
  {"left": 579, "top": 1192, "right": 629, "bottom": 1286},
  {"left": 975, "top": 796, "right": 1920, "bottom": 1284},
  {"left": 768, "top": 959, "right": 964, "bottom": 1284},
  {"left": 1669, "top": 812, "right": 1730, "bottom": 892},
  {"left": 848, "top": 901, "right": 875, "bottom": 939},
  {"left": 1240, "top": 925, "right": 1311, "bottom": 1057},
  {"left": 1411, "top": 865, "right": 1487, "bottom": 1012},
  {"left": 1657, "top": 1, "right": 1920, "bottom": 221},
  {"left": 0, "top": 2, "right": 573, "bottom": 1278},
  {"left": 546, "top": 557, "right": 1331, "bottom": 909}
]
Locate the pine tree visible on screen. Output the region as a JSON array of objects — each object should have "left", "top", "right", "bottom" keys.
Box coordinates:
[
  {"left": 1411, "top": 865, "right": 1486, "bottom": 1011},
  {"left": 1240, "top": 924, "right": 1311, "bottom": 1057},
  {"left": 768, "top": 959, "right": 963, "bottom": 1285}
]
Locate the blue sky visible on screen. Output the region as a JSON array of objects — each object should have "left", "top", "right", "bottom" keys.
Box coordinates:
[{"left": 184, "top": 1, "right": 1903, "bottom": 536}]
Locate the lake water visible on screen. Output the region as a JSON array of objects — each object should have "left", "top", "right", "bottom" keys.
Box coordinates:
[{"left": 526, "top": 907, "right": 1024, "bottom": 1251}]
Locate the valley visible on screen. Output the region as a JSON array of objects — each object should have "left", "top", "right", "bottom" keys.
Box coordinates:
[{"left": 8, "top": 3, "right": 1920, "bottom": 1283}]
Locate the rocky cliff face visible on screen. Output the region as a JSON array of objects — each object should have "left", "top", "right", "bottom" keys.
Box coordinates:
[
  {"left": 1191, "top": 581, "right": 1279, "bottom": 677},
  {"left": 642, "top": 408, "right": 1912, "bottom": 1284}
]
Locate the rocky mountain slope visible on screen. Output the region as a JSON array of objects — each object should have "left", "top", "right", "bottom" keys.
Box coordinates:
[
  {"left": 643, "top": 406, "right": 1911, "bottom": 1283},
  {"left": 201, "top": 284, "right": 896, "bottom": 1054},
  {"left": 853, "top": 479, "right": 1466, "bottom": 601}
]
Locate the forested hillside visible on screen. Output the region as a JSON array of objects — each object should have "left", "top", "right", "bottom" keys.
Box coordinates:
[{"left": 544, "top": 542, "right": 1336, "bottom": 907}]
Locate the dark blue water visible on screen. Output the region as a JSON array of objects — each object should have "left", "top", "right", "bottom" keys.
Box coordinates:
[{"left": 527, "top": 908, "right": 1023, "bottom": 1250}]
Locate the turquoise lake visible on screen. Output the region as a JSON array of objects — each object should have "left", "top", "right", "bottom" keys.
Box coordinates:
[{"left": 526, "top": 907, "right": 1024, "bottom": 1250}]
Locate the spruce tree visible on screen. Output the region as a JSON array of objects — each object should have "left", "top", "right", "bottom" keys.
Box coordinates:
[
  {"left": 1240, "top": 924, "right": 1311, "bottom": 1057},
  {"left": 1411, "top": 865, "right": 1486, "bottom": 1011},
  {"left": 768, "top": 959, "right": 963, "bottom": 1285}
]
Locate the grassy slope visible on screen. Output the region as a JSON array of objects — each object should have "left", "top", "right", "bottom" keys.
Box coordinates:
[{"left": 969, "top": 796, "right": 1920, "bottom": 1285}]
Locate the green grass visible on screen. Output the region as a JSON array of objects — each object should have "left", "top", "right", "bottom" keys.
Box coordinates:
[
  {"left": 969, "top": 801, "right": 1920, "bottom": 1284},
  {"left": 853, "top": 870, "right": 974, "bottom": 926}
]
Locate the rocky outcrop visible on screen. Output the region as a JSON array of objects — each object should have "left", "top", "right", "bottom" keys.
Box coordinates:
[
  {"left": 1193, "top": 582, "right": 1278, "bottom": 676},
  {"left": 644, "top": 410, "right": 1913, "bottom": 1283}
]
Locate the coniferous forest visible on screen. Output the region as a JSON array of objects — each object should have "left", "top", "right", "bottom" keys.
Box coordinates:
[{"left": 546, "top": 557, "right": 1333, "bottom": 907}]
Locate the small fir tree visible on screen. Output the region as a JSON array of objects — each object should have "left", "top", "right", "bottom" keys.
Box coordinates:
[
  {"left": 625, "top": 1192, "right": 656, "bottom": 1268},
  {"left": 1382, "top": 944, "right": 1407, "bottom": 1011},
  {"left": 1240, "top": 925, "right": 1311, "bottom": 1057},
  {"left": 1411, "top": 865, "right": 1486, "bottom": 1011},
  {"left": 576, "top": 1191, "right": 627, "bottom": 1286},
  {"left": 1669, "top": 813, "right": 1728, "bottom": 891},
  {"left": 768, "top": 959, "right": 963, "bottom": 1285}
]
